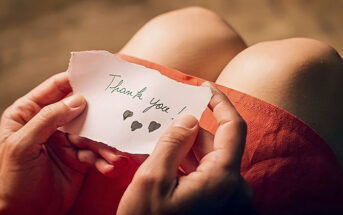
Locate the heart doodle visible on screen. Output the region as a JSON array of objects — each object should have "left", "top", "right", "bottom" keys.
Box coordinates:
[
  {"left": 148, "top": 121, "right": 161, "bottom": 133},
  {"left": 123, "top": 110, "right": 133, "bottom": 120},
  {"left": 131, "top": 120, "right": 143, "bottom": 131}
]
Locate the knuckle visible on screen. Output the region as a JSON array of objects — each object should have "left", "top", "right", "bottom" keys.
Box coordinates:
[
  {"left": 159, "top": 134, "right": 183, "bottom": 147},
  {"left": 49, "top": 73, "right": 71, "bottom": 94},
  {"left": 2, "top": 135, "right": 22, "bottom": 156},
  {"left": 134, "top": 168, "right": 159, "bottom": 188},
  {"left": 159, "top": 128, "right": 189, "bottom": 146},
  {"left": 40, "top": 105, "right": 55, "bottom": 117},
  {"left": 1, "top": 106, "right": 13, "bottom": 121},
  {"left": 224, "top": 117, "right": 247, "bottom": 138},
  {"left": 2, "top": 99, "right": 22, "bottom": 118},
  {"left": 38, "top": 105, "right": 57, "bottom": 123},
  {"left": 134, "top": 165, "right": 168, "bottom": 188},
  {"left": 1, "top": 98, "right": 40, "bottom": 124},
  {"left": 3, "top": 134, "right": 41, "bottom": 159}
]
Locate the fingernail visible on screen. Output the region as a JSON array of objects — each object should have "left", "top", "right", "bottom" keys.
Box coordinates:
[
  {"left": 201, "top": 81, "right": 212, "bottom": 87},
  {"left": 64, "top": 94, "right": 85, "bottom": 108},
  {"left": 173, "top": 114, "right": 198, "bottom": 129},
  {"left": 202, "top": 81, "right": 220, "bottom": 94},
  {"left": 67, "top": 134, "right": 81, "bottom": 143}
]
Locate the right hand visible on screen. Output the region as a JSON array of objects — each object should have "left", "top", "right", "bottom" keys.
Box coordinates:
[{"left": 117, "top": 83, "right": 253, "bottom": 215}]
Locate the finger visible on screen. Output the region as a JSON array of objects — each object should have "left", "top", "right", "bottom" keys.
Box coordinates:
[
  {"left": 68, "top": 135, "right": 129, "bottom": 166},
  {"left": 1, "top": 73, "right": 72, "bottom": 131},
  {"left": 202, "top": 82, "right": 241, "bottom": 121},
  {"left": 95, "top": 158, "right": 128, "bottom": 178},
  {"left": 180, "top": 150, "right": 199, "bottom": 174},
  {"left": 142, "top": 114, "right": 199, "bottom": 180},
  {"left": 77, "top": 149, "right": 98, "bottom": 166},
  {"left": 13, "top": 94, "right": 86, "bottom": 148},
  {"left": 193, "top": 128, "right": 214, "bottom": 161},
  {"left": 95, "top": 159, "right": 116, "bottom": 176},
  {"left": 74, "top": 137, "right": 130, "bottom": 177},
  {"left": 73, "top": 136, "right": 130, "bottom": 177},
  {"left": 44, "top": 131, "right": 92, "bottom": 173},
  {"left": 24, "top": 72, "right": 72, "bottom": 107},
  {"left": 201, "top": 82, "right": 247, "bottom": 169}
]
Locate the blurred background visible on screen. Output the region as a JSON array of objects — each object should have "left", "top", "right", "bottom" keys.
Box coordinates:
[{"left": 0, "top": 0, "right": 342, "bottom": 113}]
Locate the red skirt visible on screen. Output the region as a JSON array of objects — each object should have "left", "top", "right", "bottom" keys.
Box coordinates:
[{"left": 69, "top": 54, "right": 343, "bottom": 215}]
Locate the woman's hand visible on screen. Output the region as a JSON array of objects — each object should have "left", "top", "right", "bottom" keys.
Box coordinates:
[
  {"left": 117, "top": 83, "right": 253, "bottom": 215},
  {"left": 0, "top": 73, "right": 98, "bottom": 215}
]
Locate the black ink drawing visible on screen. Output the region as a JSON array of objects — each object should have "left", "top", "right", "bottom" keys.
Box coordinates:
[
  {"left": 148, "top": 121, "right": 161, "bottom": 133},
  {"left": 131, "top": 121, "right": 143, "bottom": 131},
  {"left": 123, "top": 110, "right": 133, "bottom": 120},
  {"left": 106, "top": 74, "right": 147, "bottom": 100},
  {"left": 171, "top": 106, "right": 187, "bottom": 120},
  {"left": 142, "top": 97, "right": 170, "bottom": 113}
]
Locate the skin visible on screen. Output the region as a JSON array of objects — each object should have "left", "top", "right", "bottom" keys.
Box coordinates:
[
  {"left": 216, "top": 38, "right": 343, "bottom": 165},
  {"left": 120, "top": 7, "right": 247, "bottom": 82},
  {"left": 69, "top": 83, "right": 253, "bottom": 214},
  {"left": 0, "top": 73, "right": 252, "bottom": 214},
  {"left": 4, "top": 6, "right": 341, "bottom": 214},
  {"left": 0, "top": 72, "right": 125, "bottom": 215},
  {"left": 120, "top": 6, "right": 343, "bottom": 166},
  {"left": 116, "top": 83, "right": 253, "bottom": 215}
]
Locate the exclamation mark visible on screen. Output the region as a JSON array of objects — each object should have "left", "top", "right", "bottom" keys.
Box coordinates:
[{"left": 171, "top": 106, "right": 187, "bottom": 120}]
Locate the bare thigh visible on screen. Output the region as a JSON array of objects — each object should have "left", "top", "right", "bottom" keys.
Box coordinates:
[
  {"left": 120, "top": 7, "right": 343, "bottom": 165},
  {"left": 216, "top": 38, "right": 343, "bottom": 164},
  {"left": 120, "top": 6, "right": 247, "bottom": 82}
]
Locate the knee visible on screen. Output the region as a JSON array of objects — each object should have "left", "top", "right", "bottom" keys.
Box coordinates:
[
  {"left": 217, "top": 37, "right": 343, "bottom": 138},
  {"left": 237, "top": 38, "right": 342, "bottom": 78},
  {"left": 128, "top": 6, "right": 245, "bottom": 51},
  {"left": 219, "top": 37, "right": 342, "bottom": 86},
  {"left": 120, "top": 7, "right": 246, "bottom": 80}
]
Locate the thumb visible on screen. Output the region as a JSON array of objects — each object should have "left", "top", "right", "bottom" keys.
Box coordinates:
[
  {"left": 143, "top": 114, "right": 199, "bottom": 179},
  {"left": 14, "top": 94, "right": 86, "bottom": 146}
]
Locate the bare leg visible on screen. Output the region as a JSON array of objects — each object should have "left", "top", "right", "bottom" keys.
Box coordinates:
[
  {"left": 120, "top": 7, "right": 247, "bottom": 82},
  {"left": 120, "top": 8, "right": 343, "bottom": 164},
  {"left": 216, "top": 38, "right": 343, "bottom": 164}
]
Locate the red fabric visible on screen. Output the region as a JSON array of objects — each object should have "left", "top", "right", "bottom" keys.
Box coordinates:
[{"left": 69, "top": 54, "right": 343, "bottom": 215}]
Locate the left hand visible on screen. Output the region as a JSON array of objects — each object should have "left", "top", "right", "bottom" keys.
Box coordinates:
[{"left": 0, "top": 72, "right": 120, "bottom": 215}]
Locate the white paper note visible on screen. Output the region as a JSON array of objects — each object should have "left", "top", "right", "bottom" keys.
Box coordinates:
[{"left": 62, "top": 51, "right": 212, "bottom": 154}]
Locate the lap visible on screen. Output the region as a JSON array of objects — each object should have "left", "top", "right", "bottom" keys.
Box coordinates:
[
  {"left": 216, "top": 38, "right": 343, "bottom": 164},
  {"left": 120, "top": 7, "right": 343, "bottom": 165}
]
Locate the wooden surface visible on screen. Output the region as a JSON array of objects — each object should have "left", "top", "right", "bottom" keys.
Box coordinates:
[{"left": 0, "top": 0, "right": 342, "bottom": 113}]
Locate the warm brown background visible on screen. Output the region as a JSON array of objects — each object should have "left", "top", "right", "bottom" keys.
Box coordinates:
[{"left": 1, "top": 0, "right": 342, "bottom": 113}]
